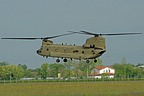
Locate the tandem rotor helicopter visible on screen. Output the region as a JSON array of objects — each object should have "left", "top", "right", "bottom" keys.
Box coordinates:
[{"left": 1, "top": 31, "right": 142, "bottom": 63}]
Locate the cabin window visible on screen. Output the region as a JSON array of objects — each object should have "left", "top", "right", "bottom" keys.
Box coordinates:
[
  {"left": 55, "top": 49, "right": 58, "bottom": 52},
  {"left": 82, "top": 51, "right": 84, "bottom": 54},
  {"left": 75, "top": 50, "right": 78, "bottom": 52},
  {"left": 91, "top": 50, "right": 95, "bottom": 54},
  {"left": 73, "top": 50, "right": 79, "bottom": 53},
  {"left": 64, "top": 49, "right": 67, "bottom": 53}
]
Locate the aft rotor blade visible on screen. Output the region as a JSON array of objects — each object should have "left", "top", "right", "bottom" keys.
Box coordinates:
[
  {"left": 68, "top": 31, "right": 98, "bottom": 36},
  {"left": 80, "top": 31, "right": 97, "bottom": 35},
  {"left": 100, "top": 32, "right": 143, "bottom": 36},
  {"left": 78, "top": 31, "right": 142, "bottom": 36}
]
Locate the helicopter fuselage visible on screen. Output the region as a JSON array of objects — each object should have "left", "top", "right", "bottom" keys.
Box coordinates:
[{"left": 37, "top": 36, "right": 106, "bottom": 60}]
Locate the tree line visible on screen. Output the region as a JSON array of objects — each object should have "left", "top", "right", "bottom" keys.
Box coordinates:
[{"left": 0, "top": 58, "right": 144, "bottom": 80}]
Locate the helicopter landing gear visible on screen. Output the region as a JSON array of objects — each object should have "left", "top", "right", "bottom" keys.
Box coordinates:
[
  {"left": 56, "top": 58, "right": 68, "bottom": 63},
  {"left": 63, "top": 58, "right": 67, "bottom": 62},
  {"left": 86, "top": 59, "right": 90, "bottom": 63},
  {"left": 86, "top": 59, "right": 97, "bottom": 63},
  {"left": 94, "top": 59, "right": 97, "bottom": 63},
  {"left": 56, "top": 58, "right": 60, "bottom": 63}
]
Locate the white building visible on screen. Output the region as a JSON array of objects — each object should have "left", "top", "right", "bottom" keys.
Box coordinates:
[
  {"left": 90, "top": 66, "right": 115, "bottom": 79},
  {"left": 138, "top": 65, "right": 144, "bottom": 68}
]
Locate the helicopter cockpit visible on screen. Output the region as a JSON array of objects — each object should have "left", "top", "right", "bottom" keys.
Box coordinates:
[{"left": 42, "top": 39, "right": 53, "bottom": 45}]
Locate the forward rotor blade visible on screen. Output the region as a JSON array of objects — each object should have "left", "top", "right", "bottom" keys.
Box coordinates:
[
  {"left": 1, "top": 37, "right": 43, "bottom": 40},
  {"left": 1, "top": 32, "right": 76, "bottom": 40},
  {"left": 44, "top": 32, "right": 75, "bottom": 39}
]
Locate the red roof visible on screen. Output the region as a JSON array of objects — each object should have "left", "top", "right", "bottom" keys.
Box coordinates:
[
  {"left": 95, "top": 66, "right": 113, "bottom": 70},
  {"left": 90, "top": 66, "right": 114, "bottom": 76}
]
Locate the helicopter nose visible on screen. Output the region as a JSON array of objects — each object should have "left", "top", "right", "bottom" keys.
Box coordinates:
[{"left": 37, "top": 50, "right": 41, "bottom": 54}]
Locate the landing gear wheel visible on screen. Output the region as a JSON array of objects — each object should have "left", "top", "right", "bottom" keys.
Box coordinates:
[
  {"left": 94, "top": 59, "right": 97, "bottom": 63},
  {"left": 63, "top": 58, "right": 67, "bottom": 62},
  {"left": 56, "top": 59, "right": 60, "bottom": 63},
  {"left": 86, "top": 59, "right": 90, "bottom": 63}
]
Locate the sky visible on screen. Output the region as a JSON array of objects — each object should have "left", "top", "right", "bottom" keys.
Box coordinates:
[{"left": 0, "top": 0, "right": 144, "bottom": 69}]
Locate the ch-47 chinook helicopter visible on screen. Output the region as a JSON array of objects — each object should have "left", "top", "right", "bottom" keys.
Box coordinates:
[{"left": 1, "top": 31, "right": 142, "bottom": 63}]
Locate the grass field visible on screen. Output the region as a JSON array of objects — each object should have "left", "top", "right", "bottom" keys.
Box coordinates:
[{"left": 0, "top": 81, "right": 144, "bottom": 96}]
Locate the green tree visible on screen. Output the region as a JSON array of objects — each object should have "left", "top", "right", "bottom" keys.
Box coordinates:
[
  {"left": 0, "top": 65, "right": 24, "bottom": 80},
  {"left": 0, "top": 61, "right": 9, "bottom": 66},
  {"left": 72, "top": 60, "right": 84, "bottom": 79},
  {"left": 18, "top": 64, "right": 27, "bottom": 71},
  {"left": 38, "top": 63, "right": 49, "bottom": 79},
  {"left": 0, "top": 66, "right": 7, "bottom": 79},
  {"left": 63, "top": 60, "right": 73, "bottom": 79},
  {"left": 113, "top": 63, "right": 130, "bottom": 78},
  {"left": 24, "top": 69, "right": 32, "bottom": 77},
  {"left": 49, "top": 63, "right": 65, "bottom": 79},
  {"left": 89, "top": 58, "right": 103, "bottom": 69},
  {"left": 113, "top": 63, "right": 144, "bottom": 79},
  {"left": 133, "top": 67, "right": 144, "bottom": 78},
  {"left": 12, "top": 65, "right": 24, "bottom": 79}
]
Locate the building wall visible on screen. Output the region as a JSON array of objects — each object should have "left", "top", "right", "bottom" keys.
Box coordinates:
[
  {"left": 99, "top": 67, "right": 115, "bottom": 74},
  {"left": 90, "top": 66, "right": 115, "bottom": 79},
  {"left": 92, "top": 75, "right": 114, "bottom": 79}
]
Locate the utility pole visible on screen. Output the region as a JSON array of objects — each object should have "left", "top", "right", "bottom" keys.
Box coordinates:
[{"left": 10, "top": 71, "right": 11, "bottom": 83}]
